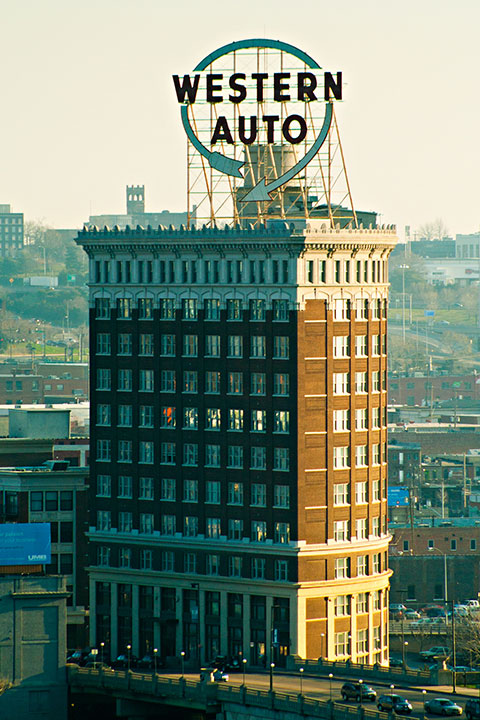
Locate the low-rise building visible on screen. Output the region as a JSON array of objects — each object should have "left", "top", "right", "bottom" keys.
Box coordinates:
[{"left": 0, "top": 203, "right": 24, "bottom": 257}]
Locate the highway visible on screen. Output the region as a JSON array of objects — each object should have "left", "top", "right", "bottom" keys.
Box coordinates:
[{"left": 160, "top": 671, "right": 472, "bottom": 715}]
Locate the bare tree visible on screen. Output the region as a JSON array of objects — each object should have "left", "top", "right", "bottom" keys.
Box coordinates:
[
  {"left": 0, "top": 678, "right": 11, "bottom": 695},
  {"left": 418, "top": 219, "right": 449, "bottom": 241},
  {"left": 454, "top": 615, "right": 480, "bottom": 666}
]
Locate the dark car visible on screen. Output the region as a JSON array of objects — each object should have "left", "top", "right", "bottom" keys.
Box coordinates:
[
  {"left": 341, "top": 682, "right": 377, "bottom": 702},
  {"left": 389, "top": 656, "right": 404, "bottom": 668},
  {"left": 137, "top": 653, "right": 165, "bottom": 670},
  {"left": 465, "top": 700, "right": 480, "bottom": 720},
  {"left": 377, "top": 694, "right": 413, "bottom": 714},
  {"left": 424, "top": 698, "right": 462, "bottom": 716},
  {"left": 112, "top": 653, "right": 138, "bottom": 669},
  {"left": 84, "top": 661, "right": 113, "bottom": 671},
  {"left": 66, "top": 650, "right": 85, "bottom": 665}
]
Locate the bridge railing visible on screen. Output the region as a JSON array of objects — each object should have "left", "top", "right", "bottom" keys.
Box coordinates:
[
  {"left": 67, "top": 666, "right": 420, "bottom": 720},
  {"left": 286, "top": 656, "right": 433, "bottom": 685}
]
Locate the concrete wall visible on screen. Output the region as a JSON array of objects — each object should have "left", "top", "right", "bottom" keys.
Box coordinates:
[
  {"left": 9, "top": 409, "right": 70, "bottom": 439},
  {"left": 0, "top": 575, "right": 68, "bottom": 719}
]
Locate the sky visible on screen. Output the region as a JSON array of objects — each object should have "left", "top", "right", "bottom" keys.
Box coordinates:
[{"left": 0, "top": 0, "right": 479, "bottom": 240}]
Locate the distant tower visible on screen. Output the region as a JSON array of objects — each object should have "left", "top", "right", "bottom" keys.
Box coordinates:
[{"left": 126, "top": 185, "right": 145, "bottom": 216}]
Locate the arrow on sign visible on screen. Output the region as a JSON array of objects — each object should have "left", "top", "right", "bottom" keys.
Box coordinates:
[{"left": 181, "top": 105, "right": 245, "bottom": 179}]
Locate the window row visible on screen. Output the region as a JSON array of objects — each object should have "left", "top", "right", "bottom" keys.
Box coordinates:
[
  {"left": 332, "top": 443, "right": 385, "bottom": 469},
  {"left": 97, "top": 405, "right": 291, "bottom": 433},
  {"left": 306, "top": 259, "right": 387, "bottom": 286},
  {"left": 332, "top": 298, "right": 387, "bottom": 321},
  {"left": 334, "top": 626, "right": 383, "bottom": 659},
  {"left": 333, "top": 479, "right": 383, "bottom": 505},
  {"left": 333, "top": 371, "right": 387, "bottom": 394},
  {"left": 94, "top": 259, "right": 290, "bottom": 288},
  {"left": 333, "top": 517, "right": 386, "bottom": 542},
  {"left": 334, "top": 590, "right": 382, "bottom": 616},
  {"left": 333, "top": 334, "right": 386, "bottom": 358},
  {"left": 333, "top": 407, "right": 387, "bottom": 432},
  {"left": 97, "top": 332, "right": 290, "bottom": 360},
  {"left": 96, "top": 440, "right": 290, "bottom": 471},
  {"left": 96, "top": 545, "right": 290, "bottom": 581},
  {"left": 29, "top": 490, "right": 74, "bottom": 512},
  {"left": 97, "top": 369, "right": 290, "bottom": 396},
  {"left": 96, "top": 475, "right": 291, "bottom": 507},
  {"left": 96, "top": 511, "right": 292, "bottom": 543}
]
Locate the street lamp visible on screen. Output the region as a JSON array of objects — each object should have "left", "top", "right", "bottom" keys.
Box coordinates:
[
  {"left": 153, "top": 648, "right": 158, "bottom": 674},
  {"left": 422, "top": 690, "right": 427, "bottom": 708},
  {"left": 100, "top": 642, "right": 105, "bottom": 665},
  {"left": 320, "top": 632, "right": 325, "bottom": 659},
  {"left": 299, "top": 667, "right": 304, "bottom": 696},
  {"left": 180, "top": 650, "right": 185, "bottom": 678},
  {"left": 242, "top": 657, "right": 247, "bottom": 686},
  {"left": 269, "top": 662, "right": 275, "bottom": 692},
  {"left": 127, "top": 644, "right": 132, "bottom": 672},
  {"left": 328, "top": 673, "right": 333, "bottom": 701},
  {"left": 402, "top": 641, "right": 409, "bottom": 667},
  {"left": 390, "top": 684, "right": 395, "bottom": 704},
  {"left": 358, "top": 679, "right": 363, "bottom": 707},
  {"left": 399, "top": 264, "right": 409, "bottom": 343}
]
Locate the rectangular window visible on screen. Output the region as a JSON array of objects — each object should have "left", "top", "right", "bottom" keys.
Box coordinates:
[
  {"left": 251, "top": 372, "right": 266, "bottom": 395},
  {"left": 183, "top": 370, "right": 198, "bottom": 393},
  {"left": 356, "top": 518, "right": 367, "bottom": 540},
  {"left": 183, "top": 443, "right": 198, "bottom": 466},
  {"left": 273, "top": 373, "right": 289, "bottom": 396},
  {"left": 118, "top": 333, "right": 132, "bottom": 355},
  {"left": 333, "top": 409, "right": 350, "bottom": 432},
  {"left": 160, "top": 477, "right": 176, "bottom": 501},
  {"left": 97, "top": 439, "right": 111, "bottom": 462},
  {"left": 356, "top": 445, "right": 367, "bottom": 467},
  {"left": 184, "top": 515, "right": 198, "bottom": 537},
  {"left": 95, "top": 298, "right": 110, "bottom": 319},
  {"left": 273, "top": 336, "right": 289, "bottom": 359},
  {"left": 160, "top": 334, "right": 176, "bottom": 356},
  {"left": 119, "top": 511, "right": 133, "bottom": 533},
  {"left": 334, "top": 521, "right": 349, "bottom": 542},
  {"left": 357, "top": 555, "right": 367, "bottom": 576},
  {"left": 139, "top": 441, "right": 154, "bottom": 464},
  {"left": 333, "top": 373, "right": 349, "bottom": 395},
  {"left": 334, "top": 557, "right": 349, "bottom": 578},
  {"left": 357, "top": 628, "right": 368, "bottom": 655},
  {"left": 139, "top": 334, "right": 154, "bottom": 356},
  {"left": 252, "top": 557, "right": 266, "bottom": 579},
  {"left": 372, "top": 334, "right": 380, "bottom": 356},
  {"left": 138, "top": 297, "right": 153, "bottom": 319},
  {"left": 228, "top": 408, "right": 244, "bottom": 431},
  {"left": 275, "top": 559, "right": 288, "bottom": 581},
  {"left": 184, "top": 553, "right": 197, "bottom": 573},
  {"left": 96, "top": 368, "right": 111, "bottom": 391},
  {"left": 273, "top": 447, "right": 289, "bottom": 471},
  {"left": 251, "top": 335, "right": 266, "bottom": 358},
  {"left": 139, "top": 405, "right": 154, "bottom": 428},
  {"left": 162, "top": 550, "right": 175, "bottom": 570},
  {"left": 160, "top": 442, "right": 176, "bottom": 465},
  {"left": 229, "top": 556, "right": 242, "bottom": 577},
  {"left": 118, "top": 369, "right": 132, "bottom": 391},
  {"left": 161, "top": 406, "right": 176, "bottom": 428},
  {"left": 251, "top": 520, "right": 267, "bottom": 542},
  {"left": 372, "top": 444, "right": 380, "bottom": 465},
  {"left": 97, "top": 510, "right": 111, "bottom": 531},
  {"left": 372, "top": 479, "right": 380, "bottom": 501},
  {"left": 273, "top": 299, "right": 289, "bottom": 321},
  {"left": 227, "top": 299, "right": 242, "bottom": 321},
  {"left": 205, "top": 444, "right": 221, "bottom": 467},
  {"left": 357, "top": 592, "right": 367, "bottom": 613},
  {"left": 355, "top": 481, "right": 367, "bottom": 504},
  {"left": 372, "top": 371, "right": 380, "bottom": 392},
  {"left": 140, "top": 513, "right": 154, "bottom": 534},
  {"left": 206, "top": 408, "right": 221, "bottom": 430},
  {"left": 251, "top": 483, "right": 266, "bottom": 507},
  {"left": 205, "top": 480, "right": 221, "bottom": 504},
  {"left": 117, "top": 298, "right": 131, "bottom": 319},
  {"left": 355, "top": 371, "right": 367, "bottom": 393},
  {"left": 274, "top": 522, "right": 290, "bottom": 544},
  {"left": 139, "top": 477, "right": 154, "bottom": 500},
  {"left": 118, "top": 404, "right": 132, "bottom": 427},
  {"left": 97, "top": 404, "right": 111, "bottom": 426},
  {"left": 250, "top": 447, "right": 266, "bottom": 470},
  {"left": 372, "top": 407, "right": 380, "bottom": 429},
  {"left": 140, "top": 549, "right": 152, "bottom": 570},
  {"left": 160, "top": 298, "right": 175, "bottom": 319},
  {"left": 183, "top": 334, "right": 198, "bottom": 356},
  {"left": 182, "top": 298, "right": 198, "bottom": 320},
  {"left": 206, "top": 517, "right": 221, "bottom": 538},
  {"left": 228, "top": 482, "right": 243, "bottom": 505},
  {"left": 183, "top": 479, "right": 198, "bottom": 502},
  {"left": 118, "top": 475, "right": 133, "bottom": 498},
  {"left": 334, "top": 483, "right": 349, "bottom": 506},
  {"left": 161, "top": 515, "right": 176, "bottom": 535},
  {"left": 335, "top": 595, "right": 349, "bottom": 616},
  {"left": 139, "top": 369, "right": 154, "bottom": 392},
  {"left": 250, "top": 299, "right": 266, "bottom": 320},
  {"left": 228, "top": 335, "right": 243, "bottom": 357},
  {"left": 183, "top": 407, "right": 198, "bottom": 429},
  {"left": 273, "top": 410, "right": 289, "bottom": 433},
  {"left": 161, "top": 370, "right": 176, "bottom": 392},
  {"left": 204, "top": 298, "right": 220, "bottom": 320},
  {"left": 333, "top": 446, "right": 350, "bottom": 469},
  {"left": 228, "top": 371, "right": 243, "bottom": 394},
  {"left": 251, "top": 409, "right": 266, "bottom": 432},
  {"left": 334, "top": 632, "right": 349, "bottom": 658},
  {"left": 205, "top": 334, "right": 221, "bottom": 357},
  {"left": 333, "top": 299, "right": 349, "bottom": 320},
  {"left": 355, "top": 335, "right": 367, "bottom": 357},
  {"left": 97, "top": 546, "right": 110, "bottom": 566},
  {"left": 333, "top": 336, "right": 350, "bottom": 358},
  {"left": 273, "top": 484, "right": 290, "bottom": 508},
  {"left": 96, "top": 333, "right": 111, "bottom": 355},
  {"left": 227, "top": 445, "right": 243, "bottom": 468},
  {"left": 206, "top": 554, "right": 220, "bottom": 575},
  {"left": 96, "top": 475, "right": 111, "bottom": 498},
  {"left": 205, "top": 371, "right": 220, "bottom": 394}
]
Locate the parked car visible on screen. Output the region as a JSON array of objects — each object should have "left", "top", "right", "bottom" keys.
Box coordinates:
[
  {"left": 212, "top": 669, "right": 229, "bottom": 682},
  {"left": 419, "top": 647, "right": 450, "bottom": 661},
  {"left": 377, "top": 694, "right": 413, "bottom": 714},
  {"left": 84, "top": 661, "right": 113, "bottom": 671},
  {"left": 66, "top": 650, "right": 86, "bottom": 665},
  {"left": 424, "top": 698, "right": 462, "bottom": 716},
  {"left": 137, "top": 654, "right": 165, "bottom": 670},
  {"left": 465, "top": 699, "right": 480, "bottom": 720},
  {"left": 404, "top": 610, "right": 421, "bottom": 619},
  {"left": 341, "top": 682, "right": 376, "bottom": 702},
  {"left": 389, "top": 657, "right": 404, "bottom": 668},
  {"left": 112, "top": 653, "right": 138, "bottom": 669}
]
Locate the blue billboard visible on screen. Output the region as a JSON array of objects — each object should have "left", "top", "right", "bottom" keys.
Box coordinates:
[
  {"left": 388, "top": 486, "right": 410, "bottom": 507},
  {"left": 0, "top": 523, "right": 51, "bottom": 566}
]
